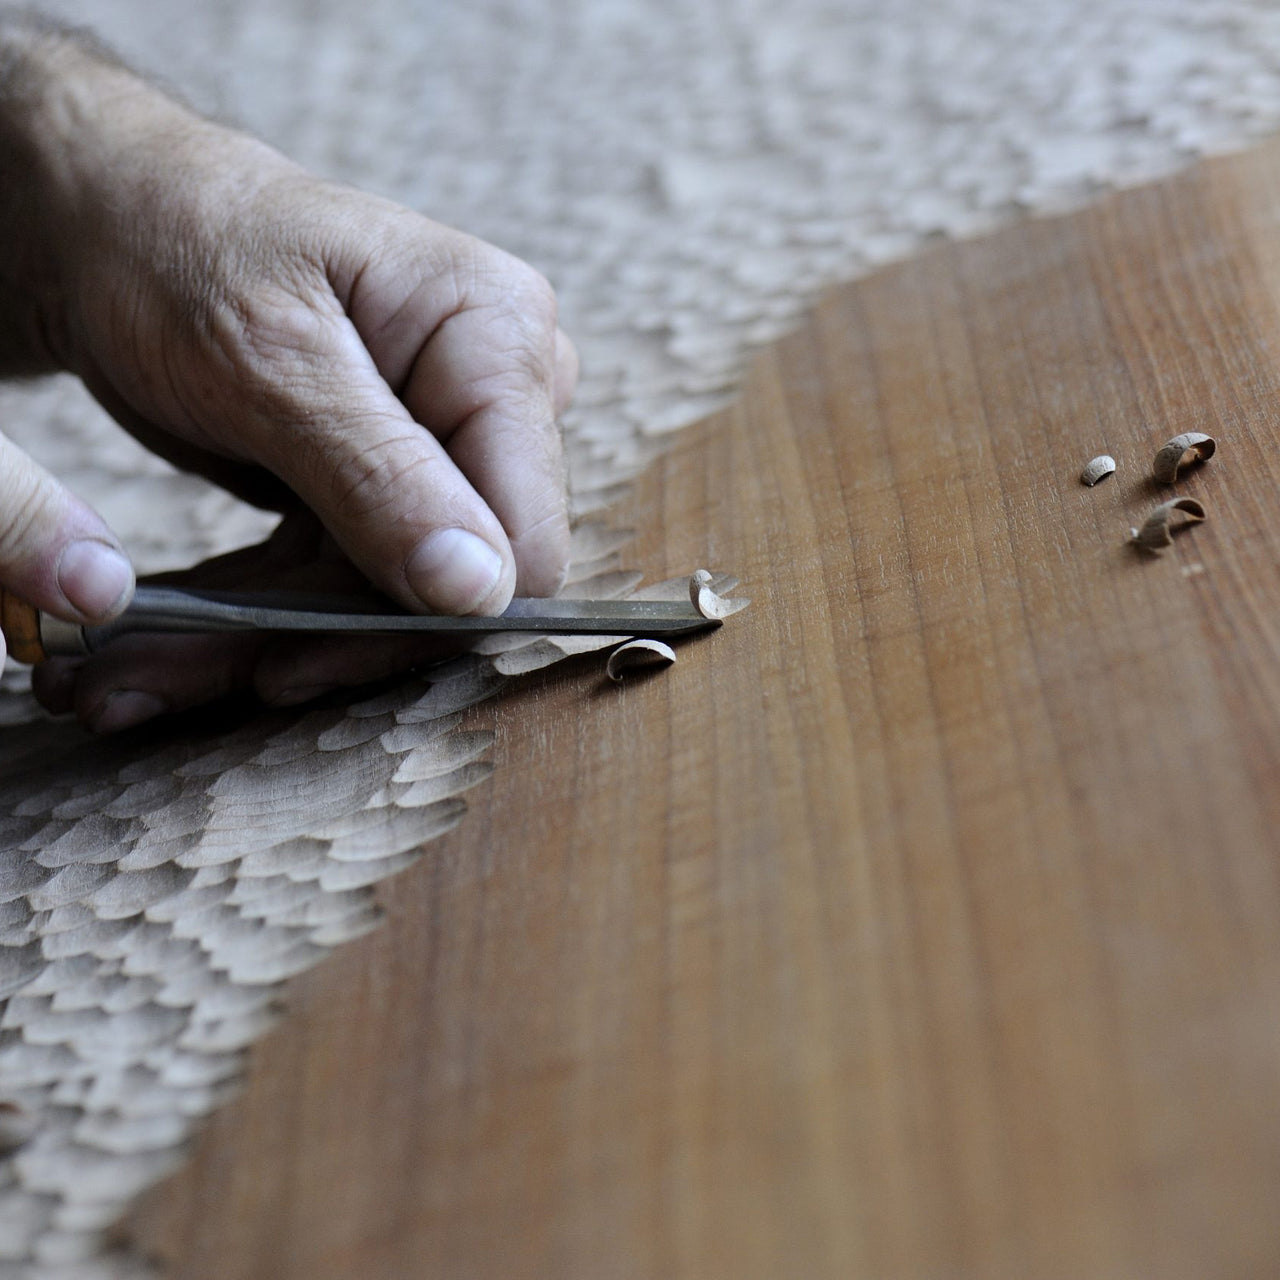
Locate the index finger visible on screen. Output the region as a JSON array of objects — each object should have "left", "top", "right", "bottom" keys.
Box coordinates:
[
  {"left": 404, "top": 300, "right": 570, "bottom": 597},
  {"left": 333, "top": 226, "right": 572, "bottom": 598}
]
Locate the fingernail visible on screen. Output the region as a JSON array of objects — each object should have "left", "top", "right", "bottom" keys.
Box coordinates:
[
  {"left": 57, "top": 540, "right": 134, "bottom": 619},
  {"left": 89, "top": 690, "right": 166, "bottom": 734},
  {"left": 405, "top": 528, "right": 504, "bottom": 614},
  {"left": 267, "top": 684, "right": 335, "bottom": 707}
]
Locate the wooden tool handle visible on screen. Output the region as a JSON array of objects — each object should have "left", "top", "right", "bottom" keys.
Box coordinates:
[{"left": 0, "top": 590, "right": 46, "bottom": 664}]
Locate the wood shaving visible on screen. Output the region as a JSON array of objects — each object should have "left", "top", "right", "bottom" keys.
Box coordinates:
[
  {"left": 605, "top": 639, "right": 677, "bottom": 683},
  {"left": 1152, "top": 432, "right": 1216, "bottom": 484},
  {"left": 690, "top": 569, "right": 734, "bottom": 620},
  {"left": 1130, "top": 497, "right": 1207, "bottom": 551},
  {"left": 1080, "top": 455, "right": 1116, "bottom": 486}
]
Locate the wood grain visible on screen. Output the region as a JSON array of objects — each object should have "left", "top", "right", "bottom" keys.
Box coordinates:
[{"left": 127, "top": 143, "right": 1280, "bottom": 1279}]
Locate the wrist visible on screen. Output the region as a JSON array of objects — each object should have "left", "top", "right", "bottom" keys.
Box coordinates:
[
  {"left": 0, "top": 16, "right": 102, "bottom": 369},
  {"left": 0, "top": 14, "right": 218, "bottom": 373}
]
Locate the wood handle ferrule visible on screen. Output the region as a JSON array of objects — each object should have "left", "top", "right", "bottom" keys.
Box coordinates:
[{"left": 0, "top": 590, "right": 47, "bottom": 664}]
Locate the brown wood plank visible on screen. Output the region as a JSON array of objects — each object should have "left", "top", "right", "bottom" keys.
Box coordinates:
[{"left": 128, "top": 141, "right": 1280, "bottom": 1279}]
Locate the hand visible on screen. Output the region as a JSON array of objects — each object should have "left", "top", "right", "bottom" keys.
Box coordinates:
[
  {"left": 32, "top": 513, "right": 476, "bottom": 730},
  {"left": 0, "top": 21, "right": 576, "bottom": 729}
]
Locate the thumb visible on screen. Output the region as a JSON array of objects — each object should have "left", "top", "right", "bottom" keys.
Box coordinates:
[{"left": 0, "top": 432, "right": 135, "bottom": 631}]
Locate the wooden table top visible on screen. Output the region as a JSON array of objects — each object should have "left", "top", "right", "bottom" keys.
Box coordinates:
[{"left": 130, "top": 140, "right": 1280, "bottom": 1279}]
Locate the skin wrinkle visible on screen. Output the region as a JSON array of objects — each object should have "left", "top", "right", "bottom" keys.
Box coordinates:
[
  {"left": 335, "top": 209, "right": 467, "bottom": 305},
  {"left": 444, "top": 412, "right": 565, "bottom": 554},
  {"left": 211, "top": 270, "right": 342, "bottom": 371},
  {"left": 509, "top": 497, "right": 573, "bottom": 561},
  {"left": 453, "top": 406, "right": 563, "bottom": 503},
  {"left": 349, "top": 275, "right": 447, "bottom": 396},
  {"left": 199, "top": 298, "right": 373, "bottom": 465},
  {"left": 0, "top": 470, "right": 57, "bottom": 572},
  {"left": 347, "top": 243, "right": 558, "bottom": 431},
  {"left": 405, "top": 309, "right": 555, "bottom": 433},
  {"left": 324, "top": 431, "right": 459, "bottom": 527}
]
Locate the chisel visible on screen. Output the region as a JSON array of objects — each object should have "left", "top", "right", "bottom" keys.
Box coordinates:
[{"left": 0, "top": 584, "right": 722, "bottom": 663}]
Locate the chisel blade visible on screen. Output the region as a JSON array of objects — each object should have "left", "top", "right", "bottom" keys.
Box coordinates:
[{"left": 40, "top": 585, "right": 720, "bottom": 656}]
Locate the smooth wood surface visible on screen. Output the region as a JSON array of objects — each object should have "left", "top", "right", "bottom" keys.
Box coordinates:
[{"left": 128, "top": 143, "right": 1280, "bottom": 1278}]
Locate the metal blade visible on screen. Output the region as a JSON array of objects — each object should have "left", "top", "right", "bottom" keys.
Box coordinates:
[{"left": 73, "top": 585, "right": 718, "bottom": 653}]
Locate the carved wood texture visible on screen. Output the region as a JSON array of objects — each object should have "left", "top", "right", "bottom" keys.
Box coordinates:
[
  {"left": 126, "top": 142, "right": 1280, "bottom": 1278},
  {"left": 0, "top": 567, "right": 744, "bottom": 1273}
]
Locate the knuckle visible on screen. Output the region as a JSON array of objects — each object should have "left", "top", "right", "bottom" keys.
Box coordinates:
[
  {"left": 510, "top": 500, "right": 572, "bottom": 595},
  {"left": 199, "top": 285, "right": 355, "bottom": 456},
  {"left": 322, "top": 433, "right": 442, "bottom": 526},
  {"left": 0, "top": 486, "right": 49, "bottom": 560},
  {"left": 458, "top": 242, "right": 558, "bottom": 330},
  {"left": 207, "top": 283, "right": 334, "bottom": 375},
  {"left": 509, "top": 267, "right": 558, "bottom": 331},
  {"left": 0, "top": 457, "right": 60, "bottom": 563}
]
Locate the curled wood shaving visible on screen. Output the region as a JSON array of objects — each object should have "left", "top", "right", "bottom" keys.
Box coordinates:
[
  {"left": 606, "top": 638, "right": 677, "bottom": 683},
  {"left": 1080, "top": 454, "right": 1116, "bottom": 486},
  {"left": 1130, "top": 497, "right": 1207, "bottom": 551},
  {"left": 1152, "top": 431, "right": 1216, "bottom": 484},
  {"left": 690, "top": 568, "right": 734, "bottom": 619}
]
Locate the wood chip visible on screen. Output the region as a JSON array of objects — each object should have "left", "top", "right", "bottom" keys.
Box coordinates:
[
  {"left": 1152, "top": 431, "right": 1216, "bottom": 484},
  {"left": 606, "top": 639, "right": 677, "bottom": 683},
  {"left": 1130, "top": 497, "right": 1207, "bottom": 551},
  {"left": 1080, "top": 454, "right": 1116, "bottom": 486},
  {"left": 689, "top": 569, "right": 734, "bottom": 619}
]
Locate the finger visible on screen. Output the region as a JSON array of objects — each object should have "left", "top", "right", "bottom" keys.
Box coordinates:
[
  {"left": 217, "top": 302, "right": 519, "bottom": 618},
  {"left": 31, "top": 657, "right": 83, "bottom": 715},
  {"left": 252, "top": 632, "right": 455, "bottom": 706},
  {"left": 0, "top": 432, "right": 133, "bottom": 623},
  {"left": 39, "top": 627, "right": 448, "bottom": 731},
  {"left": 60, "top": 633, "right": 264, "bottom": 733},
  {"left": 335, "top": 231, "right": 571, "bottom": 598},
  {"left": 41, "top": 501, "right": 471, "bottom": 730},
  {"left": 398, "top": 283, "right": 571, "bottom": 597},
  {"left": 553, "top": 328, "right": 579, "bottom": 417}
]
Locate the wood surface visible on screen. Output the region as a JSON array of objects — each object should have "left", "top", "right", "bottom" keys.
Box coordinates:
[{"left": 127, "top": 142, "right": 1280, "bottom": 1279}]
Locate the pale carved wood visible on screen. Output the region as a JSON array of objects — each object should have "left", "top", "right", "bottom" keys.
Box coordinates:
[
  {"left": 0, "top": 569, "right": 739, "bottom": 1271},
  {"left": 124, "top": 142, "right": 1280, "bottom": 1278}
]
